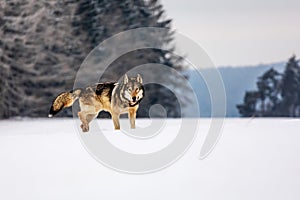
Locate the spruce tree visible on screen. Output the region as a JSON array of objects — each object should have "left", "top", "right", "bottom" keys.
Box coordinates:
[
  {"left": 0, "top": 0, "right": 85, "bottom": 117},
  {"left": 73, "top": 0, "right": 182, "bottom": 117},
  {"left": 0, "top": 0, "right": 183, "bottom": 118}
]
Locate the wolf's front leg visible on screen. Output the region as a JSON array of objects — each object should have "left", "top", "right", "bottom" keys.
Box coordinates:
[
  {"left": 128, "top": 108, "right": 136, "bottom": 129},
  {"left": 112, "top": 113, "right": 120, "bottom": 130}
]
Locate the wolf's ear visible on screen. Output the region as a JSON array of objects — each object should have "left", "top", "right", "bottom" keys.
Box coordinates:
[
  {"left": 123, "top": 74, "right": 129, "bottom": 84},
  {"left": 137, "top": 74, "right": 143, "bottom": 84}
]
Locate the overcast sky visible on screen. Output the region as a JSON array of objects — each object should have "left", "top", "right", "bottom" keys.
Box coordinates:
[{"left": 161, "top": 0, "right": 300, "bottom": 66}]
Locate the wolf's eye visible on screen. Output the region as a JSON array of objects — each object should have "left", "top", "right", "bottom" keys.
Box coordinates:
[{"left": 128, "top": 88, "right": 132, "bottom": 92}]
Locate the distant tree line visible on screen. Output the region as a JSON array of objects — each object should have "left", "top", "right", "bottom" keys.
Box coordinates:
[
  {"left": 237, "top": 55, "right": 300, "bottom": 117},
  {"left": 0, "top": 0, "right": 183, "bottom": 119}
]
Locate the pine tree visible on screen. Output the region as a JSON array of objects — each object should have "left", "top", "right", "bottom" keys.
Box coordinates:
[
  {"left": 237, "top": 55, "right": 300, "bottom": 117},
  {"left": 256, "top": 68, "right": 281, "bottom": 116},
  {"left": 237, "top": 91, "right": 260, "bottom": 117},
  {"left": 280, "top": 55, "right": 300, "bottom": 117}
]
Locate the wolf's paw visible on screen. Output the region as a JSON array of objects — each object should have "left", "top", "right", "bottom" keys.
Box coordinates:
[{"left": 80, "top": 124, "right": 89, "bottom": 132}]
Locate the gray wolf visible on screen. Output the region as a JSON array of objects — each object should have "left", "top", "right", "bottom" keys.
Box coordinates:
[{"left": 48, "top": 74, "right": 144, "bottom": 132}]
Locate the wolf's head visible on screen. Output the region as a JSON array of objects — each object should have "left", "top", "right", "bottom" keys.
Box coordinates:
[{"left": 122, "top": 74, "right": 144, "bottom": 105}]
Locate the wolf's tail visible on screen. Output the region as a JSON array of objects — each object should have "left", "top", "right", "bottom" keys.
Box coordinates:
[{"left": 48, "top": 88, "right": 83, "bottom": 117}]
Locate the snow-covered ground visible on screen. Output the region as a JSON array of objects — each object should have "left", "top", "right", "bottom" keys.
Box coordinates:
[{"left": 1, "top": 118, "right": 300, "bottom": 200}]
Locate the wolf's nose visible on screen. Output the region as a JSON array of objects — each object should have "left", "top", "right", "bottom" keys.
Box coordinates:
[{"left": 132, "top": 96, "right": 136, "bottom": 102}]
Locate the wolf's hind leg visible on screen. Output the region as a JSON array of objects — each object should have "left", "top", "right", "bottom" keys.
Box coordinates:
[
  {"left": 112, "top": 113, "right": 120, "bottom": 130},
  {"left": 86, "top": 114, "right": 97, "bottom": 124},
  {"left": 78, "top": 111, "right": 90, "bottom": 132}
]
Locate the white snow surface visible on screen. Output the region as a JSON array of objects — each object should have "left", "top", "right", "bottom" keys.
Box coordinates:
[{"left": 0, "top": 118, "right": 300, "bottom": 200}]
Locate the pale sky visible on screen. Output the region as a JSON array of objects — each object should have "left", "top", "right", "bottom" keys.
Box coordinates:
[{"left": 161, "top": 0, "right": 300, "bottom": 66}]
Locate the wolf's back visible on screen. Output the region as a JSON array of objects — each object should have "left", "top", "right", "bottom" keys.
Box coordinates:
[{"left": 48, "top": 88, "right": 82, "bottom": 117}]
